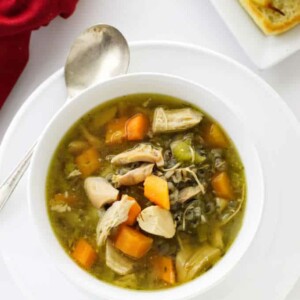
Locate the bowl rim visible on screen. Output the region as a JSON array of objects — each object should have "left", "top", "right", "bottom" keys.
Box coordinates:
[{"left": 28, "top": 72, "right": 264, "bottom": 300}]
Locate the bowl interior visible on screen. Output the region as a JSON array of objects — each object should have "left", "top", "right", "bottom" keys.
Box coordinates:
[{"left": 28, "top": 73, "right": 264, "bottom": 300}]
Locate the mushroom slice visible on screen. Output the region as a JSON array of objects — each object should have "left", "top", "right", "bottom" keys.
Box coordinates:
[
  {"left": 113, "top": 164, "right": 154, "bottom": 187},
  {"left": 84, "top": 177, "right": 119, "bottom": 209},
  {"left": 152, "top": 107, "right": 203, "bottom": 133},
  {"left": 96, "top": 198, "right": 134, "bottom": 247},
  {"left": 111, "top": 144, "right": 164, "bottom": 167},
  {"left": 106, "top": 240, "right": 134, "bottom": 275},
  {"left": 137, "top": 206, "right": 175, "bottom": 238},
  {"left": 178, "top": 186, "right": 202, "bottom": 203}
]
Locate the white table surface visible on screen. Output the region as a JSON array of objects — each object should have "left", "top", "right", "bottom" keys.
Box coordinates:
[{"left": 1, "top": 1, "right": 300, "bottom": 299}]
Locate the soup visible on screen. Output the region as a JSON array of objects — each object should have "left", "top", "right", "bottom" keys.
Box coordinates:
[{"left": 46, "top": 94, "right": 246, "bottom": 290}]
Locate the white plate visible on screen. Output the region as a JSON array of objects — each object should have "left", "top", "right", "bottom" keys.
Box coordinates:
[
  {"left": 210, "top": 0, "right": 300, "bottom": 69},
  {"left": 1, "top": 41, "right": 300, "bottom": 300}
]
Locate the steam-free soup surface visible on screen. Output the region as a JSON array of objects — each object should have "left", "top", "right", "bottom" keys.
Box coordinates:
[{"left": 47, "top": 94, "right": 246, "bottom": 290}]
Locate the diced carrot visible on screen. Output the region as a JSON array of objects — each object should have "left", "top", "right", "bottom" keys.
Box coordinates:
[
  {"left": 105, "top": 117, "right": 128, "bottom": 144},
  {"left": 124, "top": 197, "right": 142, "bottom": 225},
  {"left": 211, "top": 172, "right": 234, "bottom": 199},
  {"left": 126, "top": 113, "right": 149, "bottom": 141},
  {"left": 114, "top": 225, "right": 153, "bottom": 259},
  {"left": 203, "top": 123, "right": 229, "bottom": 148},
  {"left": 144, "top": 175, "right": 170, "bottom": 210},
  {"left": 75, "top": 147, "right": 101, "bottom": 177},
  {"left": 72, "top": 239, "right": 97, "bottom": 269},
  {"left": 53, "top": 192, "right": 77, "bottom": 205},
  {"left": 153, "top": 256, "right": 176, "bottom": 285}
]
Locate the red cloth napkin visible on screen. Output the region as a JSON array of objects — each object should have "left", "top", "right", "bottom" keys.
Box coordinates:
[{"left": 0, "top": 0, "right": 78, "bottom": 109}]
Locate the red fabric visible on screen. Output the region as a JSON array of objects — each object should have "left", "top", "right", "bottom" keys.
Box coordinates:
[{"left": 0, "top": 0, "right": 78, "bottom": 109}]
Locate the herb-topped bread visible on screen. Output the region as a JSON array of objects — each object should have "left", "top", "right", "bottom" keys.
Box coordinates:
[{"left": 239, "top": 0, "right": 300, "bottom": 35}]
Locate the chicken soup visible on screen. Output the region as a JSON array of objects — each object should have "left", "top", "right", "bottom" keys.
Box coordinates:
[{"left": 46, "top": 93, "right": 246, "bottom": 290}]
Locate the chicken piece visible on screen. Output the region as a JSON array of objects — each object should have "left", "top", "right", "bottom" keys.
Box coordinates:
[
  {"left": 84, "top": 177, "right": 119, "bottom": 209},
  {"left": 137, "top": 206, "right": 175, "bottom": 238},
  {"left": 113, "top": 164, "right": 154, "bottom": 187},
  {"left": 152, "top": 107, "right": 203, "bottom": 133},
  {"left": 178, "top": 186, "right": 202, "bottom": 203},
  {"left": 106, "top": 240, "right": 134, "bottom": 275},
  {"left": 111, "top": 144, "right": 164, "bottom": 167},
  {"left": 96, "top": 197, "right": 134, "bottom": 247}
]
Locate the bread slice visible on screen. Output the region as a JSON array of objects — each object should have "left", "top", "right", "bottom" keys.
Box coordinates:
[{"left": 239, "top": 0, "right": 300, "bottom": 35}]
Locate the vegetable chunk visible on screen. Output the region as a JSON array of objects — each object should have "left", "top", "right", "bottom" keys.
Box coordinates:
[
  {"left": 123, "top": 196, "right": 142, "bottom": 225},
  {"left": 75, "top": 147, "right": 101, "bottom": 177},
  {"left": 144, "top": 175, "right": 170, "bottom": 210},
  {"left": 114, "top": 225, "right": 153, "bottom": 259},
  {"left": 203, "top": 123, "right": 229, "bottom": 148},
  {"left": 72, "top": 239, "right": 97, "bottom": 269},
  {"left": 153, "top": 256, "right": 176, "bottom": 285},
  {"left": 105, "top": 117, "right": 127, "bottom": 144},
  {"left": 211, "top": 172, "right": 234, "bottom": 199},
  {"left": 126, "top": 113, "right": 149, "bottom": 141},
  {"left": 171, "top": 140, "right": 205, "bottom": 164},
  {"left": 176, "top": 243, "right": 221, "bottom": 282}
]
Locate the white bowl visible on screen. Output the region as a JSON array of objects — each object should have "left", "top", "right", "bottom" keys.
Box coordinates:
[{"left": 28, "top": 73, "right": 264, "bottom": 300}]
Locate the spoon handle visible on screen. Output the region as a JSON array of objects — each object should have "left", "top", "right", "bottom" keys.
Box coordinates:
[{"left": 0, "top": 143, "right": 36, "bottom": 212}]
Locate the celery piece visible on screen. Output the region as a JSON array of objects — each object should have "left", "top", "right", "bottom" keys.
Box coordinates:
[{"left": 171, "top": 140, "right": 205, "bottom": 164}]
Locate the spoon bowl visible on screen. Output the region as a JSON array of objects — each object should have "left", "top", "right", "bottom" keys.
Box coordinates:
[
  {"left": 65, "top": 24, "right": 130, "bottom": 99},
  {"left": 0, "top": 24, "right": 130, "bottom": 212}
]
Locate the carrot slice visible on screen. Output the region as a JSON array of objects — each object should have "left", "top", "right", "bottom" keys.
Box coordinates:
[
  {"left": 124, "top": 197, "right": 142, "bottom": 225},
  {"left": 153, "top": 255, "right": 176, "bottom": 285},
  {"left": 126, "top": 113, "right": 149, "bottom": 141},
  {"left": 114, "top": 225, "right": 153, "bottom": 259},
  {"left": 144, "top": 175, "right": 170, "bottom": 210},
  {"left": 72, "top": 239, "right": 97, "bottom": 269},
  {"left": 203, "top": 123, "right": 229, "bottom": 148},
  {"left": 105, "top": 117, "right": 128, "bottom": 144},
  {"left": 75, "top": 147, "right": 101, "bottom": 177},
  {"left": 211, "top": 172, "right": 234, "bottom": 199}
]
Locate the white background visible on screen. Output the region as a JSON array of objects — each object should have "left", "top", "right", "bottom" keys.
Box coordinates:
[{"left": 0, "top": 1, "right": 299, "bottom": 298}]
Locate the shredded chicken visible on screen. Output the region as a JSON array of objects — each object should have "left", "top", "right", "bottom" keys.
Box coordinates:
[
  {"left": 111, "top": 144, "right": 164, "bottom": 167},
  {"left": 96, "top": 197, "right": 134, "bottom": 247},
  {"left": 152, "top": 107, "right": 203, "bottom": 133},
  {"left": 178, "top": 186, "right": 202, "bottom": 203},
  {"left": 173, "top": 167, "right": 205, "bottom": 193},
  {"left": 112, "top": 164, "right": 154, "bottom": 187}
]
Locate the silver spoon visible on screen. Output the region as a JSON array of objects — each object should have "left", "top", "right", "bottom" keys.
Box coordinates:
[{"left": 0, "top": 24, "right": 130, "bottom": 212}]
